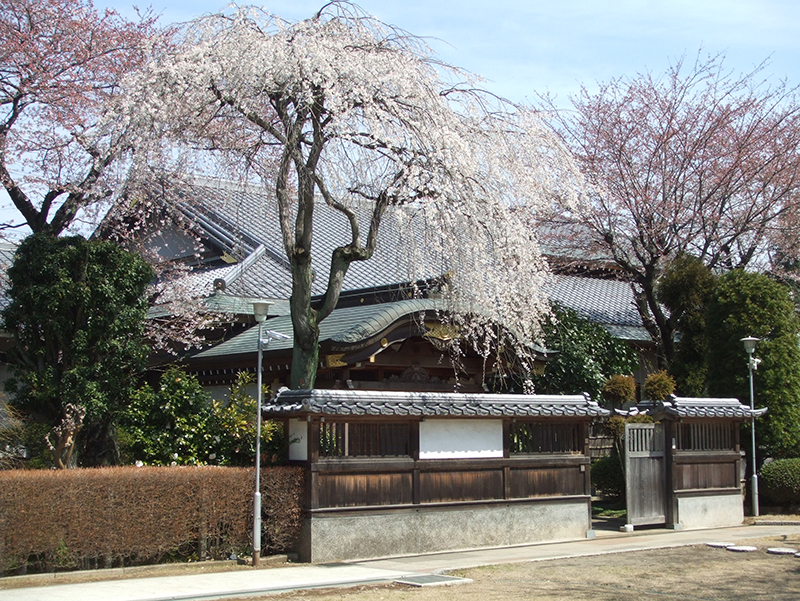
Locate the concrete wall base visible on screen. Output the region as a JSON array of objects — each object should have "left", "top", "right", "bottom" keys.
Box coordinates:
[
  {"left": 677, "top": 493, "right": 744, "bottom": 530},
  {"left": 298, "top": 499, "right": 590, "bottom": 563}
]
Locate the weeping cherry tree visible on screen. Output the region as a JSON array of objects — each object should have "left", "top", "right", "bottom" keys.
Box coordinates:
[{"left": 123, "top": 2, "right": 581, "bottom": 388}]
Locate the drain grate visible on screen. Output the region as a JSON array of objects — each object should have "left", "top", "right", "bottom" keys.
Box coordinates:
[{"left": 395, "top": 574, "right": 473, "bottom": 587}]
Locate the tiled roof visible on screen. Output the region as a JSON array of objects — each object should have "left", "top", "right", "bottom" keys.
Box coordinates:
[
  {"left": 0, "top": 241, "right": 16, "bottom": 310},
  {"left": 168, "top": 178, "right": 429, "bottom": 299},
  {"left": 0, "top": 241, "right": 15, "bottom": 267},
  {"left": 537, "top": 222, "right": 615, "bottom": 265},
  {"left": 193, "top": 298, "right": 437, "bottom": 358},
  {"left": 545, "top": 275, "right": 649, "bottom": 341},
  {"left": 165, "top": 178, "right": 650, "bottom": 342},
  {"left": 642, "top": 395, "right": 767, "bottom": 419},
  {"left": 192, "top": 297, "right": 555, "bottom": 360},
  {"left": 262, "top": 388, "right": 609, "bottom": 418},
  {"left": 201, "top": 294, "right": 290, "bottom": 317}
]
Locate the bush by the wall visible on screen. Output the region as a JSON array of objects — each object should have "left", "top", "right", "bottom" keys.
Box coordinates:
[
  {"left": 0, "top": 465, "right": 303, "bottom": 574},
  {"left": 601, "top": 375, "right": 636, "bottom": 409},
  {"left": 642, "top": 370, "right": 676, "bottom": 401},
  {"left": 759, "top": 458, "right": 800, "bottom": 507}
]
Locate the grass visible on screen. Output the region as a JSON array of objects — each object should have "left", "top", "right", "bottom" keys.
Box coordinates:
[{"left": 592, "top": 502, "right": 626, "bottom": 519}]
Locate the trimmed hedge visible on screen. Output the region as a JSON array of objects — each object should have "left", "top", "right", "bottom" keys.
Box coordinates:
[
  {"left": 759, "top": 458, "right": 800, "bottom": 507},
  {"left": 0, "top": 466, "right": 303, "bottom": 574}
]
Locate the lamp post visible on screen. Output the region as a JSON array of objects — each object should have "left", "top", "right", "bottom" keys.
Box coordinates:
[
  {"left": 741, "top": 336, "right": 760, "bottom": 517},
  {"left": 251, "top": 300, "right": 271, "bottom": 566}
]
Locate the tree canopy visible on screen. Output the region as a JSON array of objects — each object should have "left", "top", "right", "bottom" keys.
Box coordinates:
[
  {"left": 0, "top": 0, "right": 157, "bottom": 236},
  {"left": 2, "top": 234, "right": 154, "bottom": 467},
  {"left": 706, "top": 269, "right": 800, "bottom": 459},
  {"left": 543, "top": 54, "right": 800, "bottom": 366},
  {"left": 656, "top": 254, "right": 717, "bottom": 395},
  {"left": 123, "top": 2, "right": 581, "bottom": 388}
]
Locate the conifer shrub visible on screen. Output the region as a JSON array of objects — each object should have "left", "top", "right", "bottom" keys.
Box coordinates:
[
  {"left": 643, "top": 370, "right": 676, "bottom": 401},
  {"left": 601, "top": 375, "right": 636, "bottom": 409}
]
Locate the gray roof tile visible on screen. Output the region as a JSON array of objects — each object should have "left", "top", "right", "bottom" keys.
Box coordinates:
[
  {"left": 172, "top": 178, "right": 429, "bottom": 299},
  {"left": 262, "top": 388, "right": 609, "bottom": 418},
  {"left": 0, "top": 241, "right": 15, "bottom": 310},
  {"left": 545, "top": 275, "right": 649, "bottom": 340},
  {"left": 168, "top": 179, "right": 650, "bottom": 342},
  {"left": 193, "top": 298, "right": 436, "bottom": 358},
  {"left": 638, "top": 395, "right": 767, "bottom": 420}
]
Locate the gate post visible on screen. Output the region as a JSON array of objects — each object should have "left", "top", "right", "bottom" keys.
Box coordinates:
[{"left": 663, "top": 420, "right": 680, "bottom": 529}]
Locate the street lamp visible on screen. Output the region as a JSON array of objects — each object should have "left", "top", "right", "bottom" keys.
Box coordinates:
[
  {"left": 251, "top": 300, "right": 271, "bottom": 566},
  {"left": 741, "top": 336, "right": 760, "bottom": 517}
]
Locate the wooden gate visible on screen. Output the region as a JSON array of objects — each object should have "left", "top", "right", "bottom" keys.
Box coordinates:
[{"left": 625, "top": 423, "right": 666, "bottom": 527}]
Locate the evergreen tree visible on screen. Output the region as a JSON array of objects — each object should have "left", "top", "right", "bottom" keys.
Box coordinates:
[
  {"left": 657, "top": 254, "right": 717, "bottom": 395},
  {"left": 2, "top": 235, "right": 154, "bottom": 467},
  {"left": 706, "top": 269, "right": 800, "bottom": 459}
]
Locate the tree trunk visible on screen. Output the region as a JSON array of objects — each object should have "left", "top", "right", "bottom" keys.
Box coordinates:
[
  {"left": 291, "top": 338, "right": 319, "bottom": 389},
  {"left": 289, "top": 247, "right": 320, "bottom": 389}
]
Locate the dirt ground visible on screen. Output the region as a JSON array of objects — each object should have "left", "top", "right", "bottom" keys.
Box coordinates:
[
  {"left": 4, "top": 530, "right": 800, "bottom": 600},
  {"left": 269, "top": 534, "right": 800, "bottom": 601}
]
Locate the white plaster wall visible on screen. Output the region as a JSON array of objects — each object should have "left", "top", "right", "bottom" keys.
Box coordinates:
[
  {"left": 288, "top": 420, "right": 308, "bottom": 461},
  {"left": 677, "top": 493, "right": 744, "bottom": 529},
  {"left": 419, "top": 419, "right": 503, "bottom": 459},
  {"left": 204, "top": 385, "right": 233, "bottom": 402}
]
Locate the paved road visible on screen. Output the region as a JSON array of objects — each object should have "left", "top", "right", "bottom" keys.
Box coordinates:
[{"left": 4, "top": 523, "right": 800, "bottom": 601}]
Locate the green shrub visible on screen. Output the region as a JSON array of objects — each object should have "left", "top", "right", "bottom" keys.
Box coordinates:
[
  {"left": 601, "top": 375, "right": 636, "bottom": 409},
  {"left": 119, "top": 369, "right": 282, "bottom": 467},
  {"left": 759, "top": 458, "right": 800, "bottom": 507},
  {"left": 529, "top": 305, "right": 638, "bottom": 400},
  {"left": 643, "top": 370, "right": 675, "bottom": 401},
  {"left": 591, "top": 455, "right": 626, "bottom": 501}
]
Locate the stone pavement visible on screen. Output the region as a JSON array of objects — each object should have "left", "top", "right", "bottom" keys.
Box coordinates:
[{"left": 3, "top": 523, "right": 800, "bottom": 601}]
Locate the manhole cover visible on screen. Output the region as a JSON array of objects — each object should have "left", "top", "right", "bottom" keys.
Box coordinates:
[
  {"left": 395, "top": 574, "right": 473, "bottom": 587},
  {"left": 767, "top": 547, "right": 798, "bottom": 555},
  {"left": 706, "top": 542, "right": 734, "bottom": 548},
  {"left": 727, "top": 545, "right": 758, "bottom": 552}
]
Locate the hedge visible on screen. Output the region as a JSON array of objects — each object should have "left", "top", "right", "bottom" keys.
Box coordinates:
[
  {"left": 0, "top": 466, "right": 304, "bottom": 574},
  {"left": 759, "top": 458, "right": 800, "bottom": 507}
]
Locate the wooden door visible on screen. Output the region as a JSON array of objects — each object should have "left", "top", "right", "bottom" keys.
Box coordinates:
[{"left": 625, "top": 423, "right": 666, "bottom": 527}]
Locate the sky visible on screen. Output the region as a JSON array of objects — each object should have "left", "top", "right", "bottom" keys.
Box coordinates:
[
  {"left": 4, "top": 0, "right": 800, "bottom": 238},
  {"left": 95, "top": 0, "right": 800, "bottom": 105}
]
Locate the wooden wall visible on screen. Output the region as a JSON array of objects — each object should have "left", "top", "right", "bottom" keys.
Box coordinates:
[
  {"left": 669, "top": 420, "right": 742, "bottom": 494},
  {"left": 295, "top": 417, "right": 592, "bottom": 511},
  {"left": 308, "top": 455, "right": 590, "bottom": 510},
  {"left": 672, "top": 452, "right": 740, "bottom": 491}
]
